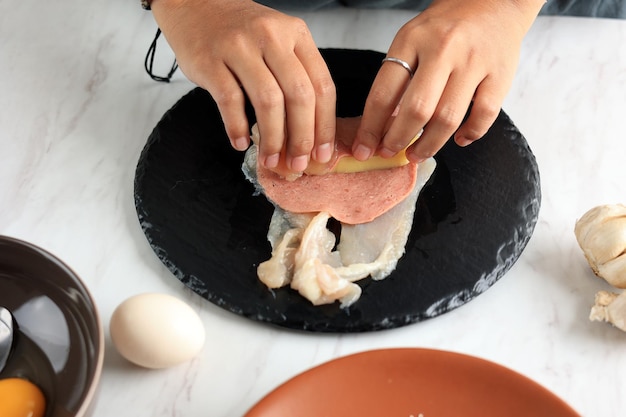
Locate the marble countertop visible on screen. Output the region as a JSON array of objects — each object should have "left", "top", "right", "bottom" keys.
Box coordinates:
[{"left": 2, "top": 1, "right": 625, "bottom": 416}]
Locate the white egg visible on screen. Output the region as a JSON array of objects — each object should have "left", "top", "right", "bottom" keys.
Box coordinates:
[{"left": 110, "top": 293, "right": 205, "bottom": 369}]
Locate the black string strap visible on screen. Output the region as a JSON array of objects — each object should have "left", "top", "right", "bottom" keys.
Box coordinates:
[{"left": 144, "top": 28, "right": 179, "bottom": 83}]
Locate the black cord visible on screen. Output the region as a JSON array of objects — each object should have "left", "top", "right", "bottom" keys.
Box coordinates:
[{"left": 144, "top": 28, "right": 178, "bottom": 83}]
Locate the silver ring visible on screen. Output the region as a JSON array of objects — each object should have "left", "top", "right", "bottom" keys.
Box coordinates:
[{"left": 382, "top": 57, "right": 414, "bottom": 78}]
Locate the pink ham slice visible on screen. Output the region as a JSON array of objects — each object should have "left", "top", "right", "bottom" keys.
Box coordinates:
[
  {"left": 252, "top": 116, "right": 419, "bottom": 225},
  {"left": 256, "top": 160, "right": 418, "bottom": 225}
]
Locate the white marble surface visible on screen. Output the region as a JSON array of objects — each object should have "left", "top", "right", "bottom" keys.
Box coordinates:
[{"left": 1, "top": 1, "right": 625, "bottom": 416}]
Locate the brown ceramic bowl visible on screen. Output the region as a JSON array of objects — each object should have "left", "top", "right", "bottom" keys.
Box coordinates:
[
  {"left": 0, "top": 235, "right": 104, "bottom": 417},
  {"left": 245, "top": 348, "right": 581, "bottom": 417}
]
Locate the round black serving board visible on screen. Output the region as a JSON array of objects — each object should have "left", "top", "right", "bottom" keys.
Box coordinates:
[{"left": 134, "top": 48, "right": 541, "bottom": 333}]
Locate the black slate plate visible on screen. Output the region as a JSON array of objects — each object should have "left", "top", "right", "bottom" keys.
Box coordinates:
[{"left": 134, "top": 48, "right": 541, "bottom": 333}]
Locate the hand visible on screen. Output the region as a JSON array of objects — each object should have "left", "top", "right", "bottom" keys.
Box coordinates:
[
  {"left": 150, "top": 0, "right": 337, "bottom": 173},
  {"left": 353, "top": 0, "right": 545, "bottom": 163}
]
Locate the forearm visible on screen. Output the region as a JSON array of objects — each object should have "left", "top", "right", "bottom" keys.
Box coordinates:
[{"left": 150, "top": 0, "right": 252, "bottom": 30}]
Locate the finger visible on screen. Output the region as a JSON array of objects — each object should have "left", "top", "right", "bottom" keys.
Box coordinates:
[
  {"left": 353, "top": 57, "right": 413, "bottom": 161},
  {"left": 295, "top": 44, "right": 336, "bottom": 164},
  {"left": 264, "top": 51, "right": 317, "bottom": 172},
  {"left": 406, "top": 69, "right": 480, "bottom": 162},
  {"left": 230, "top": 58, "right": 287, "bottom": 169},
  {"left": 454, "top": 75, "right": 507, "bottom": 147},
  {"left": 381, "top": 58, "right": 450, "bottom": 157},
  {"left": 202, "top": 64, "right": 251, "bottom": 152}
]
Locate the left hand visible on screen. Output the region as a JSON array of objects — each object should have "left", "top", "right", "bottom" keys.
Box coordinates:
[{"left": 352, "top": 0, "right": 545, "bottom": 163}]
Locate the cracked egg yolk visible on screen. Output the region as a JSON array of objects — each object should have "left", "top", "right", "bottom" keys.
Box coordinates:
[{"left": 0, "top": 377, "right": 46, "bottom": 417}]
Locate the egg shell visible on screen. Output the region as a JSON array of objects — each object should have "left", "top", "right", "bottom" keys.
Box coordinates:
[{"left": 110, "top": 293, "right": 205, "bottom": 369}]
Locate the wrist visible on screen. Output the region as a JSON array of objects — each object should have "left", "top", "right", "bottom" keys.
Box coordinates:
[{"left": 511, "top": 0, "right": 547, "bottom": 26}]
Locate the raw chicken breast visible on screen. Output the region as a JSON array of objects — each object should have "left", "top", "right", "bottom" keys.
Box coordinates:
[{"left": 245, "top": 146, "right": 437, "bottom": 307}]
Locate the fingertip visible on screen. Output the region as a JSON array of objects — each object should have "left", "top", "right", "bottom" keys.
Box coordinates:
[
  {"left": 454, "top": 135, "right": 473, "bottom": 147},
  {"left": 232, "top": 136, "right": 250, "bottom": 151},
  {"left": 454, "top": 122, "right": 489, "bottom": 147},
  {"left": 263, "top": 153, "right": 280, "bottom": 169},
  {"left": 405, "top": 140, "right": 436, "bottom": 164},
  {"left": 352, "top": 143, "right": 374, "bottom": 161},
  {"left": 288, "top": 154, "right": 309, "bottom": 172},
  {"left": 378, "top": 147, "right": 397, "bottom": 159},
  {"left": 313, "top": 142, "right": 333, "bottom": 163},
  {"left": 352, "top": 126, "right": 382, "bottom": 161},
  {"left": 406, "top": 152, "right": 426, "bottom": 164}
]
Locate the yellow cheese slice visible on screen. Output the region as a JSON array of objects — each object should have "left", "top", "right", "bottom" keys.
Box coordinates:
[
  {"left": 332, "top": 152, "right": 411, "bottom": 173},
  {"left": 331, "top": 132, "right": 420, "bottom": 174}
]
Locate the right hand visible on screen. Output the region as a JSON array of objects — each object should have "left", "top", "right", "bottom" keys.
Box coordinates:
[{"left": 151, "top": 0, "right": 337, "bottom": 173}]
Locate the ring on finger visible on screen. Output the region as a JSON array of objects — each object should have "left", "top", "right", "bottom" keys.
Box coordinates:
[{"left": 381, "top": 57, "right": 414, "bottom": 78}]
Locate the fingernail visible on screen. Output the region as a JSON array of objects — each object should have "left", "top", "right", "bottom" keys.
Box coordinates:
[
  {"left": 314, "top": 143, "right": 333, "bottom": 163},
  {"left": 456, "top": 136, "right": 472, "bottom": 147},
  {"left": 353, "top": 144, "right": 373, "bottom": 161},
  {"left": 407, "top": 151, "right": 425, "bottom": 164},
  {"left": 264, "top": 153, "right": 280, "bottom": 168},
  {"left": 289, "top": 155, "right": 308, "bottom": 172},
  {"left": 378, "top": 147, "right": 397, "bottom": 158},
  {"left": 233, "top": 137, "right": 249, "bottom": 151}
]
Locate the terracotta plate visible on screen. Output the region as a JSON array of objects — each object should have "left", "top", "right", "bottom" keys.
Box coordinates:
[
  {"left": 244, "top": 348, "right": 580, "bottom": 417},
  {"left": 134, "top": 48, "right": 541, "bottom": 332}
]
